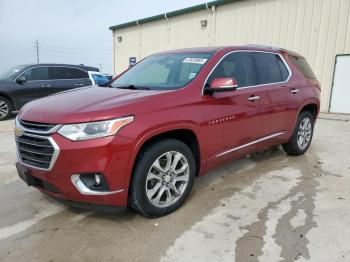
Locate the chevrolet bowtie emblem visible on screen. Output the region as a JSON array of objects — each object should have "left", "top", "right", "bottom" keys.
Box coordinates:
[{"left": 14, "top": 126, "right": 24, "bottom": 137}]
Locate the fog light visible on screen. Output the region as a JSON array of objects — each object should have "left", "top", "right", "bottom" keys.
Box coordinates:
[
  {"left": 78, "top": 173, "right": 109, "bottom": 192},
  {"left": 94, "top": 174, "right": 101, "bottom": 186}
]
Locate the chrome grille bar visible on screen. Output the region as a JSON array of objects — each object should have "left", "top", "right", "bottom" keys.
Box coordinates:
[{"left": 15, "top": 118, "right": 60, "bottom": 171}]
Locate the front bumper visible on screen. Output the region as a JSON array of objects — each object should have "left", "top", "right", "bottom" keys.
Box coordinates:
[{"left": 16, "top": 133, "right": 135, "bottom": 207}]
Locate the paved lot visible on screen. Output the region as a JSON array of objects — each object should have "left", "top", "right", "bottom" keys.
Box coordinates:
[{"left": 0, "top": 114, "right": 349, "bottom": 262}]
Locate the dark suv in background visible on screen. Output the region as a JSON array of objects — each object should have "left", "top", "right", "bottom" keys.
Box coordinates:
[{"left": 0, "top": 64, "right": 99, "bottom": 120}]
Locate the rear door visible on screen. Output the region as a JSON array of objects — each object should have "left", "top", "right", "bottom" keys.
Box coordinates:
[
  {"left": 48, "top": 67, "right": 92, "bottom": 93},
  {"left": 203, "top": 51, "right": 264, "bottom": 165},
  {"left": 251, "top": 52, "right": 292, "bottom": 139},
  {"left": 13, "top": 67, "right": 50, "bottom": 107}
]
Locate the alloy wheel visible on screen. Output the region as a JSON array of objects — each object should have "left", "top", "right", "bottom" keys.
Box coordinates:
[
  {"left": 146, "top": 151, "right": 190, "bottom": 208},
  {"left": 297, "top": 117, "right": 312, "bottom": 150},
  {"left": 0, "top": 99, "right": 9, "bottom": 119}
]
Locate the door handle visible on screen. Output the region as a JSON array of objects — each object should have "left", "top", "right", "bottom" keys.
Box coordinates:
[
  {"left": 248, "top": 95, "right": 260, "bottom": 101},
  {"left": 41, "top": 84, "right": 51, "bottom": 88},
  {"left": 290, "top": 88, "right": 300, "bottom": 94},
  {"left": 75, "top": 83, "right": 84, "bottom": 87}
]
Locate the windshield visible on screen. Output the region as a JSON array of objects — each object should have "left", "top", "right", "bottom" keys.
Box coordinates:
[
  {"left": 111, "top": 52, "right": 212, "bottom": 90},
  {"left": 0, "top": 65, "right": 27, "bottom": 80}
]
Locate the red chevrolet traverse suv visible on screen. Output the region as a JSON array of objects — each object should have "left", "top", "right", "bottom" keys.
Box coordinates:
[{"left": 15, "top": 45, "right": 320, "bottom": 217}]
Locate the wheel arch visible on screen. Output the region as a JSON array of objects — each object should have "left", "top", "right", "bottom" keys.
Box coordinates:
[
  {"left": 299, "top": 102, "right": 319, "bottom": 120},
  {"left": 125, "top": 124, "right": 204, "bottom": 193},
  {"left": 0, "top": 92, "right": 15, "bottom": 111}
]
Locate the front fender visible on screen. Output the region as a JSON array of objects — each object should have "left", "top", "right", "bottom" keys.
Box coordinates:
[{"left": 123, "top": 121, "right": 205, "bottom": 190}]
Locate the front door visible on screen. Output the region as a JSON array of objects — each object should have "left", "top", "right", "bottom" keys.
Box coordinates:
[
  {"left": 202, "top": 51, "right": 263, "bottom": 166},
  {"left": 14, "top": 67, "right": 50, "bottom": 108}
]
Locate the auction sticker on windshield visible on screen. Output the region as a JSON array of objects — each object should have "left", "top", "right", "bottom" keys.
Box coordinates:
[{"left": 182, "top": 58, "right": 208, "bottom": 64}]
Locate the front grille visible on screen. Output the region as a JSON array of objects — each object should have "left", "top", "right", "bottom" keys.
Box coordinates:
[
  {"left": 19, "top": 120, "right": 57, "bottom": 132},
  {"left": 16, "top": 133, "right": 56, "bottom": 170}
]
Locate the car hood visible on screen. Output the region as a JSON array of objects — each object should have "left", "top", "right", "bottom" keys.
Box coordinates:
[{"left": 19, "top": 86, "right": 172, "bottom": 124}]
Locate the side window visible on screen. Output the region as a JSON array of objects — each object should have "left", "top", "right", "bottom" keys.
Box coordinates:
[
  {"left": 65, "top": 68, "right": 89, "bottom": 79},
  {"left": 48, "top": 67, "right": 88, "bottom": 80},
  {"left": 277, "top": 56, "right": 290, "bottom": 81},
  {"left": 49, "top": 67, "right": 66, "bottom": 80},
  {"left": 22, "top": 67, "right": 48, "bottom": 81},
  {"left": 253, "top": 53, "right": 283, "bottom": 84},
  {"left": 207, "top": 52, "right": 256, "bottom": 88}
]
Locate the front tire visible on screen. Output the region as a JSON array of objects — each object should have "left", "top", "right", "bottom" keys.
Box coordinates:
[
  {"left": 0, "top": 97, "right": 12, "bottom": 121},
  {"left": 129, "top": 139, "right": 196, "bottom": 218},
  {"left": 282, "top": 111, "right": 314, "bottom": 156}
]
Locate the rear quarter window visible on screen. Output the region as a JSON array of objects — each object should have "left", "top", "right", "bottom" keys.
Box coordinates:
[{"left": 289, "top": 56, "right": 316, "bottom": 79}]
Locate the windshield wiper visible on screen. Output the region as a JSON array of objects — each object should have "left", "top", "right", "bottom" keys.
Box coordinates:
[{"left": 117, "top": 85, "right": 151, "bottom": 90}]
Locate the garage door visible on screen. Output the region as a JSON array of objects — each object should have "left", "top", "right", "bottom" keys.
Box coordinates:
[{"left": 330, "top": 55, "right": 350, "bottom": 114}]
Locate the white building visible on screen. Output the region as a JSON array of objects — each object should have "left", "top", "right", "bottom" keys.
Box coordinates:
[{"left": 110, "top": 0, "right": 350, "bottom": 113}]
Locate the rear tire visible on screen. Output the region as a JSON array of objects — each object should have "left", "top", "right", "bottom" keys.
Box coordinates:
[
  {"left": 129, "top": 139, "right": 196, "bottom": 218},
  {"left": 0, "top": 97, "right": 12, "bottom": 121},
  {"left": 282, "top": 111, "right": 314, "bottom": 156}
]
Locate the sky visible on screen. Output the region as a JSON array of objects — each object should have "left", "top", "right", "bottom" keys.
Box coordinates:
[{"left": 0, "top": 0, "right": 208, "bottom": 74}]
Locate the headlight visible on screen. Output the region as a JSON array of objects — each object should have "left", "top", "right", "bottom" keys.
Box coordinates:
[{"left": 58, "top": 116, "right": 134, "bottom": 141}]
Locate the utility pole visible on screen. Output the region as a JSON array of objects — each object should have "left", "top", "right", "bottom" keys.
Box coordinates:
[
  {"left": 99, "top": 63, "right": 103, "bottom": 73},
  {"left": 34, "top": 39, "right": 40, "bottom": 63}
]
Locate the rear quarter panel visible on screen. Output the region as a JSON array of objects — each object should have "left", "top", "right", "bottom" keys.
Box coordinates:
[{"left": 282, "top": 54, "right": 321, "bottom": 139}]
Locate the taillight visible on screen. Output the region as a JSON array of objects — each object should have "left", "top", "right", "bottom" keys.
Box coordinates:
[{"left": 309, "top": 79, "right": 321, "bottom": 91}]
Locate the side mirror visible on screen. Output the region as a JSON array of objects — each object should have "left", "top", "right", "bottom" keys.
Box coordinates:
[
  {"left": 204, "top": 77, "right": 238, "bottom": 95},
  {"left": 16, "top": 75, "right": 27, "bottom": 84}
]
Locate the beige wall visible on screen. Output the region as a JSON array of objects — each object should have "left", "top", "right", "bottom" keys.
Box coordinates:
[{"left": 112, "top": 0, "right": 350, "bottom": 112}]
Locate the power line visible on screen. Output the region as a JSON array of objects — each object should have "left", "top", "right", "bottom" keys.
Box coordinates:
[
  {"left": 30, "top": 42, "right": 113, "bottom": 72},
  {"left": 42, "top": 47, "right": 111, "bottom": 54},
  {"left": 43, "top": 45, "right": 111, "bottom": 51},
  {"left": 41, "top": 51, "right": 111, "bottom": 58}
]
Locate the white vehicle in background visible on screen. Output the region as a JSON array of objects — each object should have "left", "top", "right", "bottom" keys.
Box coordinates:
[
  {"left": 102, "top": 73, "right": 113, "bottom": 81},
  {"left": 88, "top": 71, "right": 110, "bottom": 85}
]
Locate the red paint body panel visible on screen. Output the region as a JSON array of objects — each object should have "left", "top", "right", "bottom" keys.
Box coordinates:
[{"left": 17, "top": 46, "right": 320, "bottom": 208}]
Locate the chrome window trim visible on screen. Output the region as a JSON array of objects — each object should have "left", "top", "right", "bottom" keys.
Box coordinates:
[
  {"left": 71, "top": 174, "right": 124, "bottom": 195},
  {"left": 14, "top": 65, "right": 92, "bottom": 83},
  {"left": 15, "top": 78, "right": 91, "bottom": 83},
  {"left": 16, "top": 117, "right": 62, "bottom": 135},
  {"left": 215, "top": 132, "right": 285, "bottom": 158},
  {"left": 16, "top": 132, "right": 60, "bottom": 171},
  {"left": 202, "top": 50, "right": 292, "bottom": 95}
]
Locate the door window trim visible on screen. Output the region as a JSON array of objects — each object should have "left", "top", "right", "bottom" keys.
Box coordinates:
[
  {"left": 202, "top": 50, "right": 292, "bottom": 95},
  {"left": 14, "top": 66, "right": 91, "bottom": 83}
]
